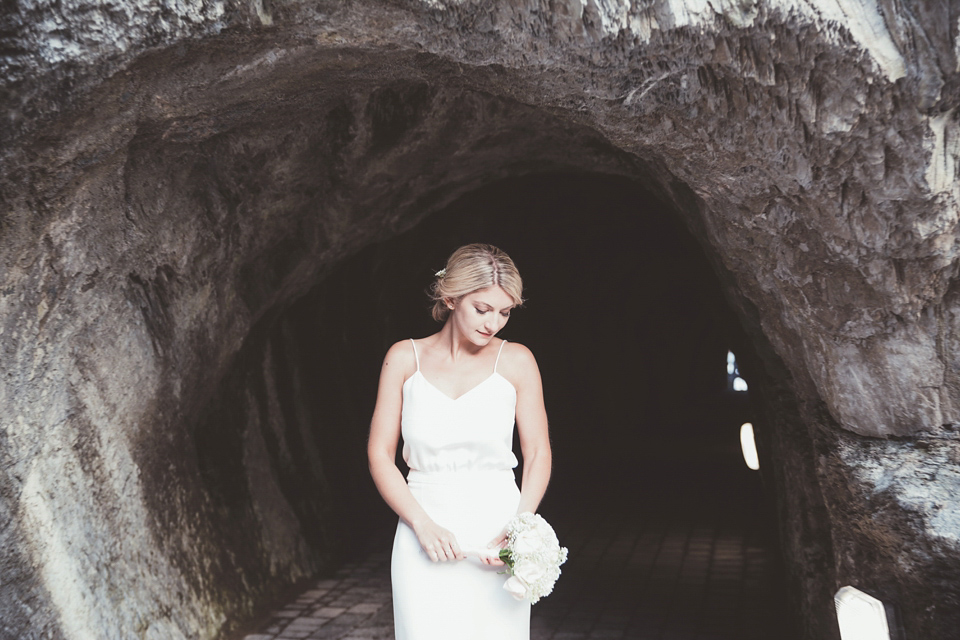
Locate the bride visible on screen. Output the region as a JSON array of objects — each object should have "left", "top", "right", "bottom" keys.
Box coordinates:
[{"left": 367, "top": 243, "right": 552, "bottom": 640}]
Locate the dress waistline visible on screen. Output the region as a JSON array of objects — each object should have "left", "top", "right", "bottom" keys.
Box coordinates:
[{"left": 406, "top": 468, "right": 516, "bottom": 485}]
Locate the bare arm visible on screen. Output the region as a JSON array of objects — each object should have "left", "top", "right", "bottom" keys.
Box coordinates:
[
  {"left": 512, "top": 343, "right": 552, "bottom": 515},
  {"left": 486, "top": 343, "right": 552, "bottom": 561},
  {"left": 367, "top": 340, "right": 464, "bottom": 562}
]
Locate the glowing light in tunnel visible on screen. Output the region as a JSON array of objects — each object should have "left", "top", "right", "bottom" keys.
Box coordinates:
[
  {"left": 739, "top": 423, "right": 760, "bottom": 470},
  {"left": 727, "top": 351, "right": 748, "bottom": 391},
  {"left": 834, "top": 586, "right": 892, "bottom": 640}
]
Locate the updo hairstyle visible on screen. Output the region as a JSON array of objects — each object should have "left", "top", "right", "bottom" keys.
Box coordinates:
[{"left": 429, "top": 244, "right": 524, "bottom": 322}]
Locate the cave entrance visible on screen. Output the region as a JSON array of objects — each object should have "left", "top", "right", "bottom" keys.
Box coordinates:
[{"left": 276, "top": 171, "right": 793, "bottom": 638}]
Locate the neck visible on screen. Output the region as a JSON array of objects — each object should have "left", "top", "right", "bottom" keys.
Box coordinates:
[{"left": 437, "top": 319, "right": 486, "bottom": 360}]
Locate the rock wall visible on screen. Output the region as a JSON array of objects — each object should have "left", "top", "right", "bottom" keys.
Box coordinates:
[{"left": 2, "top": 1, "right": 959, "bottom": 638}]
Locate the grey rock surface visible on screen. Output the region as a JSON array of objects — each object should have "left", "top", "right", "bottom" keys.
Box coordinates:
[{"left": 1, "top": 0, "right": 959, "bottom": 638}]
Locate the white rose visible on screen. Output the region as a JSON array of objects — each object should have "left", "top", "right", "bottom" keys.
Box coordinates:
[
  {"left": 503, "top": 576, "right": 529, "bottom": 600},
  {"left": 532, "top": 517, "right": 559, "bottom": 547},
  {"left": 512, "top": 558, "right": 546, "bottom": 586},
  {"left": 511, "top": 528, "right": 546, "bottom": 555}
]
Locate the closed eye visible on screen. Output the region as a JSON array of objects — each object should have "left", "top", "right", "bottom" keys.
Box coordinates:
[{"left": 475, "top": 306, "right": 511, "bottom": 317}]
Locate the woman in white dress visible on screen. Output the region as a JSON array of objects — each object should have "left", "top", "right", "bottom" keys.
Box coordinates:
[{"left": 367, "top": 243, "right": 552, "bottom": 640}]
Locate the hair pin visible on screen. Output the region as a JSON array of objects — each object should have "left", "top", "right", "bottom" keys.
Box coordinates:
[{"left": 435, "top": 268, "right": 447, "bottom": 278}]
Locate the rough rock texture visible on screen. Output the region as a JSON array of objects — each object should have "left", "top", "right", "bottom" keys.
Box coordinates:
[{"left": 2, "top": 0, "right": 959, "bottom": 639}]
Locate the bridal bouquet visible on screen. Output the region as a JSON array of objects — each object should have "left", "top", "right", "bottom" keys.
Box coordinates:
[{"left": 498, "top": 512, "right": 568, "bottom": 604}]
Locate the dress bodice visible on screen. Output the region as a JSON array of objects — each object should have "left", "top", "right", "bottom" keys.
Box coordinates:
[{"left": 400, "top": 339, "right": 519, "bottom": 473}]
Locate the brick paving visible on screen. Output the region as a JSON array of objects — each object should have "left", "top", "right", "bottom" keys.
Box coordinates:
[{"left": 234, "top": 462, "right": 791, "bottom": 640}]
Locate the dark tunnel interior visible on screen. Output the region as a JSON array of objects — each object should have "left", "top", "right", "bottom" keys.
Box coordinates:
[{"left": 224, "top": 171, "right": 794, "bottom": 638}]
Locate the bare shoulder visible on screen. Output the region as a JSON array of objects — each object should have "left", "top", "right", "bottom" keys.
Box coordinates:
[
  {"left": 499, "top": 340, "right": 541, "bottom": 385},
  {"left": 382, "top": 339, "right": 417, "bottom": 379},
  {"left": 501, "top": 340, "right": 537, "bottom": 365}
]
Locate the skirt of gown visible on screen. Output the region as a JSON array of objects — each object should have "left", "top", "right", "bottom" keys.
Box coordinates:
[{"left": 391, "top": 469, "right": 531, "bottom": 640}]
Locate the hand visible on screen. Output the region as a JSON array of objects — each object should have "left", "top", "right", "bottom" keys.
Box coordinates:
[
  {"left": 481, "top": 526, "right": 508, "bottom": 566},
  {"left": 412, "top": 519, "right": 464, "bottom": 562},
  {"left": 465, "top": 547, "right": 504, "bottom": 564}
]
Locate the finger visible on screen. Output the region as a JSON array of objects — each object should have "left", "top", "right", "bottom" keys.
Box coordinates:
[
  {"left": 480, "top": 548, "right": 503, "bottom": 565},
  {"left": 437, "top": 534, "right": 457, "bottom": 560},
  {"left": 488, "top": 533, "right": 507, "bottom": 547},
  {"left": 445, "top": 540, "right": 459, "bottom": 561},
  {"left": 450, "top": 540, "right": 464, "bottom": 560},
  {"left": 438, "top": 541, "right": 453, "bottom": 562}
]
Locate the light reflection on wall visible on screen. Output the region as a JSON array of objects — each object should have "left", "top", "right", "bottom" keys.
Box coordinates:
[{"left": 740, "top": 422, "right": 760, "bottom": 470}]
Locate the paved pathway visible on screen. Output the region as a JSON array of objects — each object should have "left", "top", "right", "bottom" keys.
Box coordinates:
[{"left": 235, "top": 464, "right": 791, "bottom": 640}]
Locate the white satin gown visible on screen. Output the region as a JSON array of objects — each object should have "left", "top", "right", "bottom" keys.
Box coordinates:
[{"left": 391, "top": 338, "right": 530, "bottom": 640}]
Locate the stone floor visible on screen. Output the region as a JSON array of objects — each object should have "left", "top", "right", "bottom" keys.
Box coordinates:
[{"left": 234, "top": 458, "right": 792, "bottom": 640}]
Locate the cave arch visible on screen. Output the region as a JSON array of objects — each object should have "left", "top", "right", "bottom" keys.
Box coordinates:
[
  {"left": 4, "top": 3, "right": 960, "bottom": 638},
  {"left": 248, "top": 170, "right": 794, "bottom": 637}
]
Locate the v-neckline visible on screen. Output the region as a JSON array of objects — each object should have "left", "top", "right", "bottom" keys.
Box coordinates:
[{"left": 413, "top": 370, "right": 501, "bottom": 402}]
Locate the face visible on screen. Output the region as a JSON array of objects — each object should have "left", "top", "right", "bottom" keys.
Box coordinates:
[{"left": 446, "top": 286, "right": 515, "bottom": 345}]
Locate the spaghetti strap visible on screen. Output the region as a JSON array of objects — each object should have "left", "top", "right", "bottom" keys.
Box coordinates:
[
  {"left": 494, "top": 340, "right": 507, "bottom": 373},
  {"left": 410, "top": 338, "right": 421, "bottom": 371}
]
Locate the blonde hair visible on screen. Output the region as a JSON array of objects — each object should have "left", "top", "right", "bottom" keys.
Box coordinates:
[{"left": 429, "top": 244, "right": 524, "bottom": 322}]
